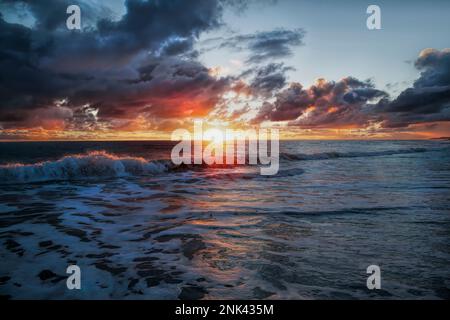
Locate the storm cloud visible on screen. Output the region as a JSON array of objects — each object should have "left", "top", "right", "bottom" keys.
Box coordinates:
[
  {"left": 0, "top": 0, "right": 232, "bottom": 130},
  {"left": 378, "top": 48, "right": 450, "bottom": 128},
  {"left": 0, "top": 1, "right": 448, "bottom": 139}
]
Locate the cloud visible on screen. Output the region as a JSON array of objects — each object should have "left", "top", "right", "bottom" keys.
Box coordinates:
[
  {"left": 1, "top": 0, "right": 448, "bottom": 138},
  {"left": 251, "top": 49, "right": 450, "bottom": 131},
  {"left": 219, "top": 28, "right": 305, "bottom": 63},
  {"left": 0, "top": 0, "right": 116, "bottom": 30},
  {"left": 0, "top": 0, "right": 233, "bottom": 130},
  {"left": 378, "top": 48, "right": 450, "bottom": 127},
  {"left": 239, "top": 63, "right": 294, "bottom": 98},
  {"left": 252, "top": 77, "right": 386, "bottom": 128}
]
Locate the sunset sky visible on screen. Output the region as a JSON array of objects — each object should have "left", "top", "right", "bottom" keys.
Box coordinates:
[{"left": 0, "top": 0, "right": 449, "bottom": 140}]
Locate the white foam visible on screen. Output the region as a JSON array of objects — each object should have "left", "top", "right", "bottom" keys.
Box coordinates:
[{"left": 0, "top": 151, "right": 171, "bottom": 184}]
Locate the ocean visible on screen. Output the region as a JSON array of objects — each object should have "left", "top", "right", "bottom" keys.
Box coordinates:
[{"left": 0, "top": 140, "right": 449, "bottom": 299}]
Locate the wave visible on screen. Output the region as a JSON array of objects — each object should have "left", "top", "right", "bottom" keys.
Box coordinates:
[
  {"left": 0, "top": 151, "right": 173, "bottom": 184},
  {"left": 0, "top": 147, "right": 433, "bottom": 184},
  {"left": 280, "top": 148, "right": 429, "bottom": 161},
  {"left": 264, "top": 167, "right": 305, "bottom": 178}
]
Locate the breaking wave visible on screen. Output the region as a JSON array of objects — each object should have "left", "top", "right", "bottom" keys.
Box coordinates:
[
  {"left": 280, "top": 148, "right": 429, "bottom": 161},
  {"left": 0, "top": 151, "right": 173, "bottom": 184},
  {"left": 0, "top": 147, "right": 435, "bottom": 184}
]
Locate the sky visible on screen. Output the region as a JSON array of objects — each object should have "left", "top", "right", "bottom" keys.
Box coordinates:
[{"left": 0, "top": 0, "right": 449, "bottom": 140}]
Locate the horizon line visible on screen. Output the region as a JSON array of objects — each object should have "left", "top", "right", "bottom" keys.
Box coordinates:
[{"left": 0, "top": 138, "right": 448, "bottom": 143}]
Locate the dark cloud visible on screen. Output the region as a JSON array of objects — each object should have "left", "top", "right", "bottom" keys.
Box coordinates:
[
  {"left": 59, "top": 57, "right": 232, "bottom": 129},
  {"left": 240, "top": 63, "right": 294, "bottom": 98},
  {"left": 378, "top": 48, "right": 450, "bottom": 127},
  {"left": 219, "top": 28, "right": 305, "bottom": 63},
  {"left": 0, "top": 0, "right": 233, "bottom": 130},
  {"left": 159, "top": 38, "right": 195, "bottom": 57},
  {"left": 252, "top": 77, "right": 386, "bottom": 128},
  {"left": 414, "top": 48, "right": 450, "bottom": 87},
  {"left": 251, "top": 49, "right": 450, "bottom": 130},
  {"left": 1, "top": 0, "right": 448, "bottom": 136}
]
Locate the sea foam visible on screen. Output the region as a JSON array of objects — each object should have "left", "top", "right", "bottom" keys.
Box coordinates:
[
  {"left": 0, "top": 147, "right": 433, "bottom": 184},
  {"left": 0, "top": 151, "right": 172, "bottom": 184}
]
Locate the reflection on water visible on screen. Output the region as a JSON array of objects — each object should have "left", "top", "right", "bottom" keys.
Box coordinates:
[{"left": 0, "top": 140, "right": 450, "bottom": 299}]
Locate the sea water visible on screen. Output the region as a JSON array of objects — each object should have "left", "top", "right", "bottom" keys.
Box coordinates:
[{"left": 0, "top": 140, "right": 449, "bottom": 299}]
